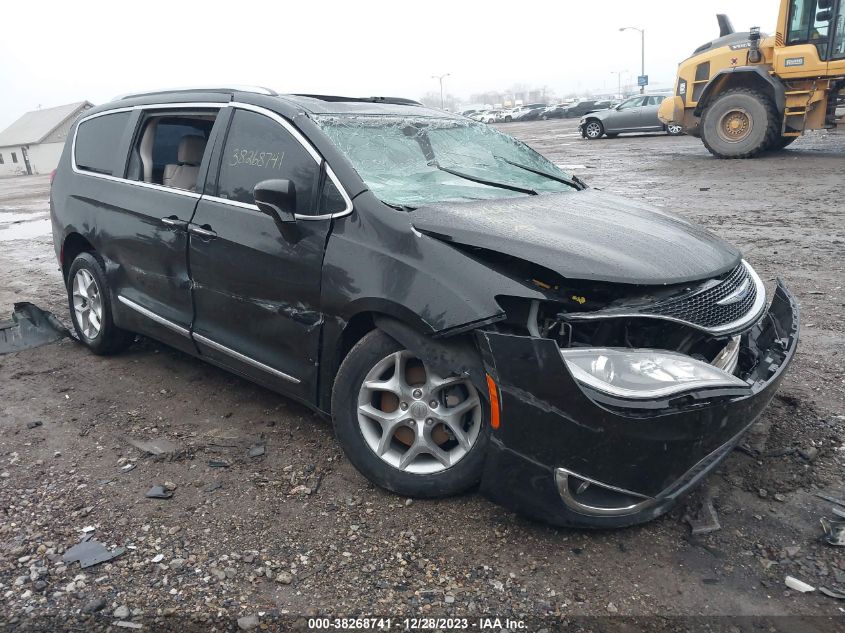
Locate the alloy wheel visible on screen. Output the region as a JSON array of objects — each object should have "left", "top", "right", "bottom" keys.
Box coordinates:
[
  {"left": 356, "top": 350, "right": 482, "bottom": 474},
  {"left": 585, "top": 122, "right": 603, "bottom": 138},
  {"left": 667, "top": 124, "right": 683, "bottom": 135},
  {"left": 72, "top": 268, "right": 103, "bottom": 339}
]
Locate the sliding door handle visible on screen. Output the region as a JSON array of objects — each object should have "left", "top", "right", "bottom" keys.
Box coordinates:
[
  {"left": 188, "top": 224, "right": 218, "bottom": 239},
  {"left": 161, "top": 216, "right": 188, "bottom": 230}
]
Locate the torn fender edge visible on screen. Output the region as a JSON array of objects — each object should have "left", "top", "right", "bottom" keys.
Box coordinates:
[{"left": 373, "top": 315, "right": 489, "bottom": 397}]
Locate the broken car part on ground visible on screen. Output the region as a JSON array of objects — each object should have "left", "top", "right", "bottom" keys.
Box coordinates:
[{"left": 48, "top": 88, "right": 799, "bottom": 527}]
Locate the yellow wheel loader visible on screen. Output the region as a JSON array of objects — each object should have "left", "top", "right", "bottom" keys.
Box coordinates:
[{"left": 658, "top": 1, "right": 845, "bottom": 158}]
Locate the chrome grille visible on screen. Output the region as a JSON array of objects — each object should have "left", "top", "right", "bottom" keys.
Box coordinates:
[{"left": 643, "top": 263, "right": 758, "bottom": 329}]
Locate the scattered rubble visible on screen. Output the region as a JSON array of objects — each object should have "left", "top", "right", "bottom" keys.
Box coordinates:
[{"left": 124, "top": 436, "right": 180, "bottom": 457}]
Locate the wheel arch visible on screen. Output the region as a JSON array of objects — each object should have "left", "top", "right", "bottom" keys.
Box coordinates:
[
  {"left": 61, "top": 232, "right": 96, "bottom": 281},
  {"left": 694, "top": 67, "right": 785, "bottom": 117},
  {"left": 321, "top": 308, "right": 489, "bottom": 414}
]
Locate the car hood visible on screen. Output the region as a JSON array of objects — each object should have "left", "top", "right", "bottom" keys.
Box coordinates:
[
  {"left": 410, "top": 189, "right": 741, "bottom": 286},
  {"left": 584, "top": 108, "right": 614, "bottom": 119}
]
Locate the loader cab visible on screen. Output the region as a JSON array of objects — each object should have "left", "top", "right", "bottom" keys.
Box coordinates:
[{"left": 779, "top": 0, "right": 845, "bottom": 70}]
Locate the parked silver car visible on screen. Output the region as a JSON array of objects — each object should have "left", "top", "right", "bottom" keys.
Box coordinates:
[{"left": 578, "top": 95, "right": 684, "bottom": 139}]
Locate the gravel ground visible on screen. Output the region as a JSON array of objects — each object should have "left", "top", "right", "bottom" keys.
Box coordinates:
[{"left": 0, "top": 121, "right": 843, "bottom": 632}]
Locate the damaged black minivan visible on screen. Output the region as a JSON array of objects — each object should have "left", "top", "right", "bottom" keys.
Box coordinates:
[{"left": 51, "top": 87, "right": 798, "bottom": 527}]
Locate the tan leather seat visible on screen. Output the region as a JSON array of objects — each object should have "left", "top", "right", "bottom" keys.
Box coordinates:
[{"left": 163, "top": 135, "right": 206, "bottom": 191}]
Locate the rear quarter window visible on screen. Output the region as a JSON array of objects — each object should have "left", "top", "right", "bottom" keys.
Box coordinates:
[{"left": 74, "top": 112, "right": 131, "bottom": 176}]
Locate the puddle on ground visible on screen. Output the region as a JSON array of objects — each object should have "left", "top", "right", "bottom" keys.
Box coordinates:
[{"left": 0, "top": 218, "right": 52, "bottom": 241}]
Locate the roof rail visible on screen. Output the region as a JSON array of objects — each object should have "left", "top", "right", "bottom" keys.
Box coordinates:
[
  {"left": 292, "top": 94, "right": 423, "bottom": 106},
  {"left": 113, "top": 85, "right": 277, "bottom": 100}
]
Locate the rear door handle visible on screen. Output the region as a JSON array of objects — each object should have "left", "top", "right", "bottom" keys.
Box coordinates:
[
  {"left": 188, "top": 224, "right": 218, "bottom": 239},
  {"left": 161, "top": 215, "right": 188, "bottom": 230}
]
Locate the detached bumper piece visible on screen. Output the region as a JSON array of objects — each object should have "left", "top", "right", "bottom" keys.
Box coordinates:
[{"left": 476, "top": 280, "right": 799, "bottom": 528}]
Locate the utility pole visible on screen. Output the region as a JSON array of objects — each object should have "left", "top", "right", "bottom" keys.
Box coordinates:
[
  {"left": 619, "top": 27, "right": 645, "bottom": 94},
  {"left": 610, "top": 71, "right": 627, "bottom": 99},
  {"left": 431, "top": 73, "right": 451, "bottom": 109}
]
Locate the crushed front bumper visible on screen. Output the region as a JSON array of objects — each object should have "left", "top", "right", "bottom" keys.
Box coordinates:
[{"left": 475, "top": 280, "right": 799, "bottom": 528}]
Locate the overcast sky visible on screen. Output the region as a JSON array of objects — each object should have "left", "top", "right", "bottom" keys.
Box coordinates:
[{"left": 1, "top": 0, "right": 778, "bottom": 128}]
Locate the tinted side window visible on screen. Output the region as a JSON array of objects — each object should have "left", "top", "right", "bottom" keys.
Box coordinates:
[
  {"left": 217, "top": 110, "right": 318, "bottom": 212},
  {"left": 319, "top": 177, "right": 347, "bottom": 214},
  {"left": 75, "top": 112, "right": 131, "bottom": 175}
]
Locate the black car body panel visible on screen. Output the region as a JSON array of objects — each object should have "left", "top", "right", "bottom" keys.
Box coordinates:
[
  {"left": 477, "top": 280, "right": 798, "bottom": 527},
  {"left": 50, "top": 88, "right": 799, "bottom": 528},
  {"left": 411, "top": 190, "right": 741, "bottom": 285}
]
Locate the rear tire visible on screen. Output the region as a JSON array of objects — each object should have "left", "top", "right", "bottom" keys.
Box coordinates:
[
  {"left": 700, "top": 88, "right": 779, "bottom": 158},
  {"left": 331, "top": 330, "right": 489, "bottom": 498},
  {"left": 666, "top": 123, "right": 684, "bottom": 136},
  {"left": 66, "top": 253, "right": 134, "bottom": 355}
]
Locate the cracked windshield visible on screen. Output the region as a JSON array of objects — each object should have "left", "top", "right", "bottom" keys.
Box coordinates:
[{"left": 314, "top": 114, "right": 577, "bottom": 207}]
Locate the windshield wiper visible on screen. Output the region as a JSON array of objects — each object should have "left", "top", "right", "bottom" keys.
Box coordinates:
[
  {"left": 430, "top": 162, "right": 537, "bottom": 196},
  {"left": 494, "top": 156, "right": 586, "bottom": 190}
]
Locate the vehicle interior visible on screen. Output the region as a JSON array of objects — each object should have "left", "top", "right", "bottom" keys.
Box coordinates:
[{"left": 127, "top": 112, "right": 218, "bottom": 191}]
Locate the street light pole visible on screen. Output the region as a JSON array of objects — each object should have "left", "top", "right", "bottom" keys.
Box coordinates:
[
  {"left": 431, "top": 73, "right": 451, "bottom": 109},
  {"left": 619, "top": 27, "right": 645, "bottom": 94}
]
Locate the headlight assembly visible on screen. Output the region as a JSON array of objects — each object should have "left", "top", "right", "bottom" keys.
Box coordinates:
[{"left": 559, "top": 347, "right": 748, "bottom": 399}]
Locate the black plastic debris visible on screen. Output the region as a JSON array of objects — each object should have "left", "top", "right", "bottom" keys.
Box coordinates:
[
  {"left": 145, "top": 485, "right": 173, "bottom": 499},
  {"left": 208, "top": 459, "right": 230, "bottom": 468},
  {"left": 820, "top": 518, "right": 845, "bottom": 546},
  {"left": 816, "top": 492, "right": 845, "bottom": 509},
  {"left": 0, "top": 302, "right": 69, "bottom": 355},
  {"left": 26, "top": 420, "right": 43, "bottom": 429},
  {"left": 62, "top": 540, "right": 125, "bottom": 569},
  {"left": 820, "top": 587, "right": 845, "bottom": 600},
  {"left": 248, "top": 444, "right": 265, "bottom": 458}
]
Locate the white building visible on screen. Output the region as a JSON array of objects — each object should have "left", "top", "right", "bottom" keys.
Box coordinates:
[{"left": 0, "top": 101, "right": 93, "bottom": 178}]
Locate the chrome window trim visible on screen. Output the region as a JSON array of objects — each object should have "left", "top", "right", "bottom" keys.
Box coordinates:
[
  {"left": 564, "top": 260, "right": 767, "bottom": 335},
  {"left": 221, "top": 103, "right": 354, "bottom": 219},
  {"left": 70, "top": 101, "right": 353, "bottom": 218},
  {"left": 193, "top": 333, "right": 301, "bottom": 385},
  {"left": 117, "top": 296, "right": 190, "bottom": 337},
  {"left": 71, "top": 102, "right": 227, "bottom": 200}
]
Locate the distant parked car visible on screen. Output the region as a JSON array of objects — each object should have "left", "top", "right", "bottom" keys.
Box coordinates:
[
  {"left": 578, "top": 95, "right": 684, "bottom": 139},
  {"left": 480, "top": 110, "right": 504, "bottom": 123},
  {"left": 561, "top": 101, "right": 601, "bottom": 118},
  {"left": 500, "top": 107, "right": 525, "bottom": 122},
  {"left": 516, "top": 103, "right": 549, "bottom": 121},
  {"left": 541, "top": 104, "right": 568, "bottom": 119}
]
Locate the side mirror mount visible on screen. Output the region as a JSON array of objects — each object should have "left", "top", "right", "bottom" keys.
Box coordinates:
[
  {"left": 254, "top": 179, "right": 297, "bottom": 226},
  {"left": 816, "top": 9, "right": 832, "bottom": 21}
]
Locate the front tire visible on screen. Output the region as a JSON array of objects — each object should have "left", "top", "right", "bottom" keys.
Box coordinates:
[
  {"left": 66, "top": 253, "right": 134, "bottom": 355},
  {"left": 700, "top": 88, "right": 779, "bottom": 158},
  {"left": 332, "top": 330, "right": 489, "bottom": 498},
  {"left": 583, "top": 120, "right": 604, "bottom": 140}
]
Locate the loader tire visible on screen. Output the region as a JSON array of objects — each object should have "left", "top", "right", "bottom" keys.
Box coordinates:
[{"left": 700, "top": 88, "right": 780, "bottom": 159}]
